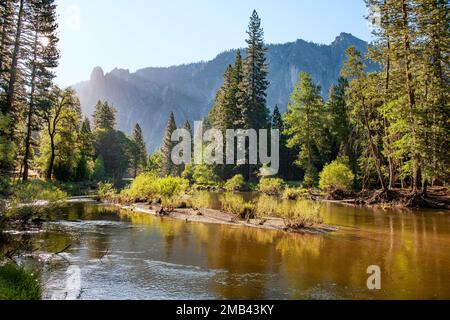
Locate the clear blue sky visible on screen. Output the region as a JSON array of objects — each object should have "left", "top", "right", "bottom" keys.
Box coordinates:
[{"left": 55, "top": 0, "right": 372, "bottom": 87}]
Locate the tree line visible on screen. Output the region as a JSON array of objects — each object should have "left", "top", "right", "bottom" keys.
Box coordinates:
[
  {"left": 0, "top": 0, "right": 148, "bottom": 186},
  {"left": 160, "top": 3, "right": 448, "bottom": 195}
]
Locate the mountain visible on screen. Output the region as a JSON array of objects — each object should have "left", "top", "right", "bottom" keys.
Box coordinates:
[{"left": 73, "top": 33, "right": 370, "bottom": 151}]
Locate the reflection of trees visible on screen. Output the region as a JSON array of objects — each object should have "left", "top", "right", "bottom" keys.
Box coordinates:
[
  {"left": 190, "top": 223, "right": 283, "bottom": 299},
  {"left": 105, "top": 203, "right": 450, "bottom": 299}
]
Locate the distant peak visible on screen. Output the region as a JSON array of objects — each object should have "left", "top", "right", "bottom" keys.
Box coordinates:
[
  {"left": 90, "top": 66, "right": 105, "bottom": 82},
  {"left": 332, "top": 33, "right": 361, "bottom": 46}
]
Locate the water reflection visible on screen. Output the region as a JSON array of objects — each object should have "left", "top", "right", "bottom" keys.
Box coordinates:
[{"left": 12, "top": 200, "right": 450, "bottom": 300}]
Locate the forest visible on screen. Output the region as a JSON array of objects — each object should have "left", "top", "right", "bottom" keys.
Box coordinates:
[
  {"left": 0, "top": 0, "right": 448, "bottom": 301},
  {"left": 0, "top": 0, "right": 448, "bottom": 206}
]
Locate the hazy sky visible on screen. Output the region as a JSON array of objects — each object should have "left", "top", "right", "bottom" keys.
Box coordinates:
[{"left": 55, "top": 0, "right": 372, "bottom": 87}]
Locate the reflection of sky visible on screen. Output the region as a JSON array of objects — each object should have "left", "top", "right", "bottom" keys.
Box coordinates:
[{"left": 55, "top": 0, "right": 372, "bottom": 87}]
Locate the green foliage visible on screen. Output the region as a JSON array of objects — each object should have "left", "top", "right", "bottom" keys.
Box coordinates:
[
  {"left": 284, "top": 72, "right": 325, "bottom": 187},
  {"left": 192, "top": 164, "right": 220, "bottom": 188},
  {"left": 10, "top": 180, "right": 67, "bottom": 205},
  {"left": 147, "top": 151, "right": 163, "bottom": 175},
  {"left": 155, "top": 176, "right": 189, "bottom": 200},
  {"left": 119, "top": 174, "right": 188, "bottom": 209},
  {"left": 38, "top": 87, "right": 82, "bottom": 182},
  {"left": 258, "top": 178, "right": 285, "bottom": 196},
  {"left": 0, "top": 264, "right": 41, "bottom": 300},
  {"left": 220, "top": 193, "right": 255, "bottom": 220},
  {"left": 93, "top": 101, "right": 116, "bottom": 131},
  {"left": 0, "top": 175, "right": 11, "bottom": 196},
  {"left": 0, "top": 113, "right": 15, "bottom": 171},
  {"left": 94, "top": 129, "right": 132, "bottom": 182},
  {"left": 161, "top": 112, "right": 178, "bottom": 177},
  {"left": 97, "top": 182, "right": 117, "bottom": 200},
  {"left": 130, "top": 123, "right": 148, "bottom": 177},
  {"left": 319, "top": 159, "right": 355, "bottom": 191},
  {"left": 119, "top": 173, "right": 158, "bottom": 203},
  {"left": 224, "top": 174, "right": 246, "bottom": 192},
  {"left": 282, "top": 187, "right": 308, "bottom": 200},
  {"left": 92, "top": 156, "right": 106, "bottom": 182}
]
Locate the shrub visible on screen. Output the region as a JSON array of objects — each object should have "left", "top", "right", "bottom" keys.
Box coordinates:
[
  {"left": 254, "top": 197, "right": 323, "bottom": 228},
  {"left": 254, "top": 195, "right": 279, "bottom": 217},
  {"left": 258, "top": 178, "right": 285, "bottom": 196},
  {"left": 319, "top": 160, "right": 354, "bottom": 192},
  {"left": 0, "top": 175, "right": 11, "bottom": 196},
  {"left": 192, "top": 165, "right": 220, "bottom": 188},
  {"left": 219, "top": 193, "right": 255, "bottom": 220},
  {"left": 224, "top": 174, "right": 246, "bottom": 192},
  {"left": 97, "top": 182, "right": 117, "bottom": 200},
  {"left": 282, "top": 187, "right": 308, "bottom": 200},
  {"left": 10, "top": 180, "right": 67, "bottom": 205},
  {"left": 120, "top": 173, "right": 157, "bottom": 203},
  {"left": 0, "top": 264, "right": 41, "bottom": 300},
  {"left": 188, "top": 192, "right": 215, "bottom": 210},
  {"left": 155, "top": 176, "right": 189, "bottom": 199},
  {"left": 280, "top": 200, "right": 324, "bottom": 229},
  {"left": 154, "top": 177, "right": 189, "bottom": 210}
]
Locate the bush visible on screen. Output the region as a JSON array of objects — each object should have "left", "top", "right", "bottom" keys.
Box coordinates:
[
  {"left": 258, "top": 178, "right": 285, "bottom": 196},
  {"left": 224, "top": 174, "right": 246, "bottom": 192},
  {"left": 155, "top": 177, "right": 189, "bottom": 210},
  {"left": 120, "top": 173, "right": 158, "bottom": 203},
  {"left": 219, "top": 193, "right": 255, "bottom": 220},
  {"left": 282, "top": 187, "right": 308, "bottom": 200},
  {"left": 0, "top": 264, "right": 41, "bottom": 300},
  {"left": 97, "top": 182, "right": 117, "bottom": 200},
  {"left": 319, "top": 160, "right": 354, "bottom": 192},
  {"left": 10, "top": 180, "right": 67, "bottom": 205},
  {"left": 0, "top": 175, "right": 11, "bottom": 196},
  {"left": 192, "top": 165, "right": 220, "bottom": 188}
]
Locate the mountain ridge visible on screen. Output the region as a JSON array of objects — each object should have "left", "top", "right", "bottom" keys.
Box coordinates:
[{"left": 73, "top": 32, "right": 370, "bottom": 151}]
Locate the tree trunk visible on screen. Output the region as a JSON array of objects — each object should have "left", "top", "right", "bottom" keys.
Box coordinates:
[
  {"left": 23, "top": 31, "right": 39, "bottom": 182},
  {"left": 401, "top": 0, "right": 420, "bottom": 193},
  {"left": 361, "top": 94, "right": 387, "bottom": 192},
  {"left": 47, "top": 135, "right": 56, "bottom": 181}
]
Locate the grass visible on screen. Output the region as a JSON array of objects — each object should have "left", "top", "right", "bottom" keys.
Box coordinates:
[{"left": 0, "top": 264, "right": 41, "bottom": 300}]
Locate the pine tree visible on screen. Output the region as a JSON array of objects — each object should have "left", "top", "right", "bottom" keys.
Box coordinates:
[
  {"left": 22, "top": 0, "right": 59, "bottom": 181},
  {"left": 160, "top": 112, "right": 177, "bottom": 177},
  {"left": 75, "top": 117, "right": 94, "bottom": 181},
  {"left": 271, "top": 105, "right": 295, "bottom": 179},
  {"left": 131, "top": 123, "right": 147, "bottom": 178},
  {"left": 238, "top": 10, "right": 270, "bottom": 130},
  {"left": 284, "top": 72, "right": 325, "bottom": 187},
  {"left": 93, "top": 100, "right": 116, "bottom": 130},
  {"left": 342, "top": 47, "right": 388, "bottom": 191},
  {"left": 415, "top": 0, "right": 449, "bottom": 188}
]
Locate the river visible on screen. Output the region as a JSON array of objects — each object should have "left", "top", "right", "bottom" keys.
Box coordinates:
[{"left": 8, "top": 194, "right": 450, "bottom": 300}]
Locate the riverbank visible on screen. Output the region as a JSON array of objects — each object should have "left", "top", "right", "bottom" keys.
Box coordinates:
[{"left": 117, "top": 202, "right": 338, "bottom": 235}]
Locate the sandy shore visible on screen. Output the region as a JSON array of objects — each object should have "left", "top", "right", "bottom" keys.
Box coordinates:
[{"left": 118, "top": 202, "right": 338, "bottom": 235}]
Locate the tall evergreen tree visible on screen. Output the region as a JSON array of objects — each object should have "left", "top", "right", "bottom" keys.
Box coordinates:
[
  {"left": 22, "top": 0, "right": 59, "bottom": 181},
  {"left": 93, "top": 100, "right": 116, "bottom": 130},
  {"left": 160, "top": 112, "right": 177, "bottom": 177},
  {"left": 130, "top": 123, "right": 147, "bottom": 178},
  {"left": 284, "top": 72, "right": 325, "bottom": 187},
  {"left": 238, "top": 10, "right": 270, "bottom": 130}
]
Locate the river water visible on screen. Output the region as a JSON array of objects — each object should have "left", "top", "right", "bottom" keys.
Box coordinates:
[{"left": 11, "top": 196, "right": 450, "bottom": 300}]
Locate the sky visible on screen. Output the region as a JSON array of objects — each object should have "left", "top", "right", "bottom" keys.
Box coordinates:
[{"left": 55, "top": 0, "right": 372, "bottom": 87}]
